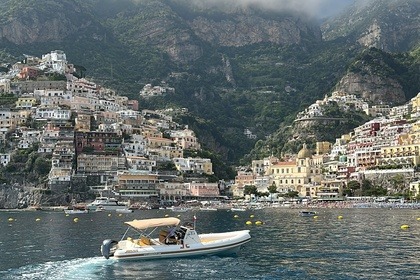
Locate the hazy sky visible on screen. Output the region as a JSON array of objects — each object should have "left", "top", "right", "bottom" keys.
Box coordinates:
[{"left": 190, "top": 0, "right": 358, "bottom": 18}]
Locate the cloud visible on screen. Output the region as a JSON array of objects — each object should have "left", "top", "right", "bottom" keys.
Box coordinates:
[{"left": 188, "top": 0, "right": 357, "bottom": 18}]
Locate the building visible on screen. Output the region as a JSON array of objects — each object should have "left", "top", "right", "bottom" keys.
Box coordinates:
[
  {"left": 269, "top": 144, "right": 323, "bottom": 198},
  {"left": 186, "top": 182, "right": 220, "bottom": 197},
  {"left": 115, "top": 170, "right": 160, "bottom": 201}
]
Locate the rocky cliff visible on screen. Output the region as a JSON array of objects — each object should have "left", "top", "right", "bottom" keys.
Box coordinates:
[
  {"left": 0, "top": 185, "right": 42, "bottom": 209},
  {"left": 335, "top": 72, "right": 406, "bottom": 105},
  {"left": 189, "top": 14, "right": 321, "bottom": 47},
  {"left": 322, "top": 0, "right": 420, "bottom": 52},
  {"left": 0, "top": 0, "right": 95, "bottom": 44},
  {"left": 0, "top": 0, "right": 322, "bottom": 64}
]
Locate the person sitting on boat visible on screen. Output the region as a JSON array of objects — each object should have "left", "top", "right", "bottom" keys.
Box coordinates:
[{"left": 165, "top": 227, "right": 178, "bottom": 244}]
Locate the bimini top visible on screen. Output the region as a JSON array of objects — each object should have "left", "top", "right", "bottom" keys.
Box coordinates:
[{"left": 125, "top": 217, "right": 181, "bottom": 230}]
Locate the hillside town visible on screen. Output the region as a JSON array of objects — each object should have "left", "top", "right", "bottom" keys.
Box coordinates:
[
  {"left": 0, "top": 50, "right": 220, "bottom": 207},
  {"left": 0, "top": 50, "right": 419, "bottom": 208},
  {"left": 232, "top": 90, "right": 420, "bottom": 203}
]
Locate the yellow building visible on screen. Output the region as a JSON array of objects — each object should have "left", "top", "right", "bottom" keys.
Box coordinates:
[
  {"left": 75, "top": 113, "right": 91, "bottom": 132},
  {"left": 379, "top": 144, "right": 420, "bottom": 166},
  {"left": 315, "top": 141, "right": 331, "bottom": 155},
  {"left": 16, "top": 96, "right": 38, "bottom": 109},
  {"left": 269, "top": 144, "right": 323, "bottom": 198},
  {"left": 147, "top": 136, "right": 174, "bottom": 148}
]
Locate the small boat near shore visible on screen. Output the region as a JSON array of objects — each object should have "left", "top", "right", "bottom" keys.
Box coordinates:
[
  {"left": 230, "top": 207, "right": 247, "bottom": 212},
  {"left": 299, "top": 211, "right": 317, "bottom": 217},
  {"left": 199, "top": 207, "right": 218, "bottom": 211},
  {"left": 171, "top": 206, "right": 189, "bottom": 212},
  {"left": 116, "top": 208, "right": 134, "bottom": 214},
  {"left": 101, "top": 217, "right": 251, "bottom": 261},
  {"left": 64, "top": 209, "right": 89, "bottom": 214}
]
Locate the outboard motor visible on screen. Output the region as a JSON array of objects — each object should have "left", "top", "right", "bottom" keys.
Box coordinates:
[{"left": 101, "top": 239, "right": 118, "bottom": 259}]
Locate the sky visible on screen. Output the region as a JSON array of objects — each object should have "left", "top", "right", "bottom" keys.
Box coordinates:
[{"left": 189, "top": 0, "right": 360, "bottom": 19}]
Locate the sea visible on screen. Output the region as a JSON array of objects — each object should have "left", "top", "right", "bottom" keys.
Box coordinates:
[{"left": 0, "top": 207, "right": 419, "bottom": 280}]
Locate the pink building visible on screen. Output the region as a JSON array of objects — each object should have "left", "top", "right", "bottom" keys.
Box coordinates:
[{"left": 187, "top": 182, "right": 220, "bottom": 197}]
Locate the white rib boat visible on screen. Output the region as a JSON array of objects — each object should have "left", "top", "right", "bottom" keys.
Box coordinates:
[
  {"left": 64, "top": 209, "right": 88, "bottom": 214},
  {"left": 101, "top": 217, "right": 251, "bottom": 261}
]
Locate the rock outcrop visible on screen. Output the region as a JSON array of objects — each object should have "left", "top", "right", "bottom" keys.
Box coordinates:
[
  {"left": 335, "top": 72, "right": 406, "bottom": 105},
  {"left": 0, "top": 185, "right": 42, "bottom": 209},
  {"left": 322, "top": 0, "right": 420, "bottom": 52},
  {"left": 189, "top": 15, "right": 321, "bottom": 47},
  {"left": 0, "top": 1, "right": 94, "bottom": 44}
]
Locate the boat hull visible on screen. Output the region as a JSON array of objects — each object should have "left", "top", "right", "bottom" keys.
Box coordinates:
[
  {"left": 299, "top": 211, "right": 317, "bottom": 217},
  {"left": 64, "top": 209, "right": 88, "bottom": 214},
  {"left": 107, "top": 230, "right": 251, "bottom": 261}
]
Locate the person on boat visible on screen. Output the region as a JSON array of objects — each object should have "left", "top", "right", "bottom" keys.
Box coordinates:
[{"left": 166, "top": 227, "right": 178, "bottom": 244}]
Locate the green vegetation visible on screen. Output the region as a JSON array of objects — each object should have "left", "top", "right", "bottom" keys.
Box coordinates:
[
  {"left": 1, "top": 144, "right": 51, "bottom": 185},
  {"left": 0, "top": 0, "right": 418, "bottom": 175},
  {"left": 0, "top": 93, "right": 17, "bottom": 106}
]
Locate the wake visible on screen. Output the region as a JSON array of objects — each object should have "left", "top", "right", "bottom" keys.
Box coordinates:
[{"left": 0, "top": 257, "right": 113, "bottom": 280}]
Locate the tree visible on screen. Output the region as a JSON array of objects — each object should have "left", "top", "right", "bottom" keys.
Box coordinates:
[
  {"left": 361, "top": 179, "right": 373, "bottom": 196},
  {"left": 33, "top": 157, "right": 51, "bottom": 176},
  {"left": 268, "top": 183, "right": 277, "bottom": 194},
  {"left": 347, "top": 180, "right": 361, "bottom": 196},
  {"left": 283, "top": 190, "right": 299, "bottom": 198},
  {"left": 244, "top": 185, "right": 258, "bottom": 196}
]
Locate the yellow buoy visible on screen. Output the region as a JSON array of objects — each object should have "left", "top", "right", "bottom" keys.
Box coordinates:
[
  {"left": 35, "top": 218, "right": 41, "bottom": 222},
  {"left": 234, "top": 215, "right": 239, "bottom": 218},
  {"left": 313, "top": 216, "right": 318, "bottom": 219},
  {"left": 118, "top": 214, "right": 122, "bottom": 217},
  {"left": 338, "top": 215, "right": 343, "bottom": 219},
  {"left": 8, "top": 218, "right": 14, "bottom": 222},
  {"left": 73, "top": 218, "right": 79, "bottom": 222},
  {"left": 65, "top": 214, "right": 69, "bottom": 217},
  {"left": 255, "top": 221, "right": 263, "bottom": 225},
  {"left": 246, "top": 221, "right": 252, "bottom": 225},
  {"left": 108, "top": 213, "right": 112, "bottom": 217},
  {"left": 416, "top": 217, "right": 420, "bottom": 221},
  {"left": 127, "top": 237, "right": 133, "bottom": 242},
  {"left": 250, "top": 214, "right": 255, "bottom": 218},
  {"left": 400, "top": 224, "right": 410, "bottom": 229}
]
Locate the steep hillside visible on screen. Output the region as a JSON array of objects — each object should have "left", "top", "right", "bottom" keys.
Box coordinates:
[
  {"left": 246, "top": 46, "right": 420, "bottom": 161},
  {"left": 0, "top": 0, "right": 98, "bottom": 44},
  {"left": 322, "top": 0, "right": 420, "bottom": 52},
  {"left": 0, "top": 0, "right": 418, "bottom": 166}
]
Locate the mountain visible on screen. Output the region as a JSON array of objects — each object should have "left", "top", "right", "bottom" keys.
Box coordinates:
[
  {"left": 0, "top": 0, "right": 418, "bottom": 169},
  {"left": 322, "top": 0, "right": 419, "bottom": 52}
]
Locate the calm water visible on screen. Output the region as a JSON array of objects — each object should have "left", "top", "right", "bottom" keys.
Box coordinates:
[{"left": 0, "top": 208, "right": 419, "bottom": 280}]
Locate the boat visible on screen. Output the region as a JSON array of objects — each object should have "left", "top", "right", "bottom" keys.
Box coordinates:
[
  {"left": 230, "top": 207, "right": 247, "bottom": 212},
  {"left": 299, "top": 211, "right": 317, "bottom": 217},
  {"left": 171, "top": 206, "right": 189, "bottom": 212},
  {"left": 101, "top": 217, "right": 251, "bottom": 261},
  {"left": 116, "top": 208, "right": 134, "bottom": 214},
  {"left": 199, "top": 207, "right": 218, "bottom": 211},
  {"left": 64, "top": 209, "right": 89, "bottom": 214},
  {"left": 87, "top": 197, "right": 128, "bottom": 211}
]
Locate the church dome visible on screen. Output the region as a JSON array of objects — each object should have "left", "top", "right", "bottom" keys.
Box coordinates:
[{"left": 297, "top": 143, "right": 312, "bottom": 159}]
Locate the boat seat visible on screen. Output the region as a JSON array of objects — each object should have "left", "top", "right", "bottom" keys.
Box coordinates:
[
  {"left": 159, "top": 230, "right": 168, "bottom": 243},
  {"left": 139, "top": 236, "right": 152, "bottom": 246}
]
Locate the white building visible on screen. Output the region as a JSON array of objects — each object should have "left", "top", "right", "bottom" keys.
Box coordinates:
[
  {"left": 123, "top": 134, "right": 148, "bottom": 157},
  {"left": 41, "top": 50, "right": 67, "bottom": 74},
  {"left": 35, "top": 107, "right": 71, "bottom": 120}
]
